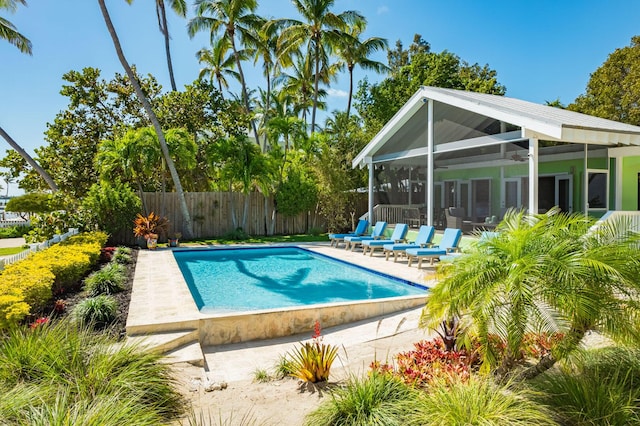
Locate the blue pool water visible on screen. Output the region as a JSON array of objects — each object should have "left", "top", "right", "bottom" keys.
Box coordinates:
[{"left": 173, "top": 247, "right": 426, "bottom": 313}]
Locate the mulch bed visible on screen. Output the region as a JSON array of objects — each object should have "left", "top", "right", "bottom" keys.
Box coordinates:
[{"left": 32, "top": 247, "right": 138, "bottom": 339}]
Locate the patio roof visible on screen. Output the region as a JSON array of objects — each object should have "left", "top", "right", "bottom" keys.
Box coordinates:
[{"left": 353, "top": 86, "right": 640, "bottom": 168}]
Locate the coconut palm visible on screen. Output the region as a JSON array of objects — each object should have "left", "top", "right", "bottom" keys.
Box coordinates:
[
  {"left": 0, "top": 0, "right": 31, "bottom": 54},
  {"left": 422, "top": 208, "right": 640, "bottom": 381},
  {"left": 188, "top": 0, "right": 261, "bottom": 145},
  {"left": 195, "top": 38, "right": 240, "bottom": 98},
  {"left": 98, "top": 0, "right": 194, "bottom": 239},
  {"left": 335, "top": 20, "right": 389, "bottom": 120},
  {"left": 154, "top": 0, "right": 187, "bottom": 91},
  {"left": 277, "top": 0, "right": 363, "bottom": 133},
  {"left": 0, "top": 1, "right": 58, "bottom": 191}
]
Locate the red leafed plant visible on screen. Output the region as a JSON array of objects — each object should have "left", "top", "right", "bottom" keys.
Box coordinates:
[
  {"left": 371, "top": 338, "right": 480, "bottom": 388},
  {"left": 133, "top": 212, "right": 169, "bottom": 239},
  {"left": 30, "top": 317, "right": 49, "bottom": 329}
]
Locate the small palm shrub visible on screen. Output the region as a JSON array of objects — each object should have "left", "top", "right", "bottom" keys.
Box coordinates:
[
  {"left": 84, "top": 262, "right": 126, "bottom": 296},
  {"left": 529, "top": 347, "right": 640, "bottom": 425},
  {"left": 304, "top": 372, "right": 417, "bottom": 426},
  {"left": 288, "top": 321, "right": 338, "bottom": 383},
  {"left": 410, "top": 376, "right": 556, "bottom": 426},
  {"left": 0, "top": 320, "right": 184, "bottom": 424},
  {"left": 72, "top": 295, "right": 117, "bottom": 328}
]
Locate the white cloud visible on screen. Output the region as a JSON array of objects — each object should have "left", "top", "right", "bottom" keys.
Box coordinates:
[
  {"left": 377, "top": 5, "right": 389, "bottom": 15},
  {"left": 327, "top": 88, "right": 348, "bottom": 98}
]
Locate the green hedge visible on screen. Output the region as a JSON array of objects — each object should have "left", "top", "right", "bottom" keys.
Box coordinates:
[{"left": 0, "top": 232, "right": 107, "bottom": 328}]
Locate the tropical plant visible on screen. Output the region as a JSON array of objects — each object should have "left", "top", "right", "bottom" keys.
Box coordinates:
[
  {"left": 84, "top": 262, "right": 127, "bottom": 296},
  {"left": 304, "top": 372, "right": 417, "bottom": 426},
  {"left": 288, "top": 320, "right": 338, "bottom": 383},
  {"left": 0, "top": 320, "right": 185, "bottom": 424},
  {"left": 273, "top": 354, "right": 296, "bottom": 379},
  {"left": 188, "top": 0, "right": 262, "bottom": 145},
  {"left": 81, "top": 180, "right": 142, "bottom": 241},
  {"left": 196, "top": 38, "right": 241, "bottom": 97},
  {"left": 72, "top": 294, "right": 117, "bottom": 328},
  {"left": 410, "top": 376, "right": 556, "bottom": 426},
  {"left": 98, "top": 0, "right": 194, "bottom": 239},
  {"left": 277, "top": 0, "right": 363, "bottom": 133},
  {"left": 155, "top": 0, "right": 187, "bottom": 91},
  {"left": 335, "top": 19, "right": 389, "bottom": 119},
  {"left": 421, "top": 209, "right": 640, "bottom": 380},
  {"left": 113, "top": 246, "right": 132, "bottom": 264},
  {"left": 530, "top": 347, "right": 640, "bottom": 425},
  {"left": 133, "top": 212, "right": 170, "bottom": 239}
]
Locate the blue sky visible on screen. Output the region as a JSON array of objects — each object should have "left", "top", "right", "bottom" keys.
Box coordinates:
[{"left": 1, "top": 0, "right": 640, "bottom": 194}]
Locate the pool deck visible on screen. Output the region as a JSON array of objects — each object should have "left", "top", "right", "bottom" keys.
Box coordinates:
[{"left": 126, "top": 242, "right": 438, "bottom": 367}]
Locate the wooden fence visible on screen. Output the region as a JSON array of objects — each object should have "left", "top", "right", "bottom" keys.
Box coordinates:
[{"left": 140, "top": 192, "right": 368, "bottom": 239}]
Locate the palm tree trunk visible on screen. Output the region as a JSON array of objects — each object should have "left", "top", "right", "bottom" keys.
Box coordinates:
[
  {"left": 98, "top": 0, "right": 194, "bottom": 239},
  {"left": 136, "top": 178, "right": 148, "bottom": 215},
  {"left": 158, "top": 1, "right": 178, "bottom": 91},
  {"left": 229, "top": 181, "right": 237, "bottom": 229},
  {"left": 0, "top": 125, "right": 58, "bottom": 192},
  {"left": 311, "top": 44, "right": 320, "bottom": 134},
  {"left": 230, "top": 35, "right": 260, "bottom": 146},
  {"left": 346, "top": 65, "right": 354, "bottom": 121},
  {"left": 241, "top": 192, "right": 249, "bottom": 230}
]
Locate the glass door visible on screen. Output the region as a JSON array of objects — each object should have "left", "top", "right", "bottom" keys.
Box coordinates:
[{"left": 555, "top": 175, "right": 573, "bottom": 212}]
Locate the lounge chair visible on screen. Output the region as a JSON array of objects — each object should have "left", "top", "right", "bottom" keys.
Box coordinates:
[
  {"left": 383, "top": 225, "right": 435, "bottom": 262},
  {"left": 362, "top": 224, "right": 409, "bottom": 256},
  {"left": 328, "top": 219, "right": 369, "bottom": 248},
  {"left": 440, "top": 230, "right": 498, "bottom": 263},
  {"left": 344, "top": 221, "right": 387, "bottom": 251},
  {"left": 405, "top": 228, "right": 462, "bottom": 268}
]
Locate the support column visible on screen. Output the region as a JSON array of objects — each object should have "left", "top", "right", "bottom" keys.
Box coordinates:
[
  {"left": 426, "top": 99, "right": 434, "bottom": 226},
  {"left": 367, "top": 158, "right": 374, "bottom": 224},
  {"left": 584, "top": 145, "right": 588, "bottom": 215},
  {"left": 615, "top": 156, "right": 622, "bottom": 210},
  {"left": 528, "top": 138, "right": 538, "bottom": 214}
]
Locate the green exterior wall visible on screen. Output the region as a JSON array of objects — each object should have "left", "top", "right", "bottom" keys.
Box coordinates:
[{"left": 622, "top": 156, "right": 640, "bottom": 210}]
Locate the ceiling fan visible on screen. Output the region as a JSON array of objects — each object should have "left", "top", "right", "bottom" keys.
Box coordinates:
[{"left": 510, "top": 152, "right": 527, "bottom": 162}]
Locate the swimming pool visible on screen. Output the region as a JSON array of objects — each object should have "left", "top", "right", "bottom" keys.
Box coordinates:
[{"left": 173, "top": 246, "right": 426, "bottom": 314}]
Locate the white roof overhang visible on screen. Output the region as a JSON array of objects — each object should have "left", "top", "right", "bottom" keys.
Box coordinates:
[{"left": 353, "top": 86, "right": 640, "bottom": 169}]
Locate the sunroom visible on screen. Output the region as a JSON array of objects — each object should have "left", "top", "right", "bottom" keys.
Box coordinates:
[{"left": 352, "top": 87, "right": 640, "bottom": 231}]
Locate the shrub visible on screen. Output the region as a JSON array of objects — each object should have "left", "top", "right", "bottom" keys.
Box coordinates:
[
  {"left": 273, "top": 355, "right": 296, "bottom": 379},
  {"left": 85, "top": 263, "right": 126, "bottom": 296},
  {"left": 529, "top": 347, "right": 640, "bottom": 425},
  {"left": 81, "top": 180, "right": 142, "bottom": 242},
  {"left": 305, "top": 372, "right": 417, "bottom": 426},
  {"left": 372, "top": 338, "right": 479, "bottom": 388},
  {"left": 223, "top": 227, "right": 249, "bottom": 241},
  {"left": 113, "top": 246, "right": 132, "bottom": 264},
  {"left": 26, "top": 210, "right": 83, "bottom": 243},
  {"left": 288, "top": 321, "right": 338, "bottom": 383},
  {"left": 0, "top": 224, "right": 31, "bottom": 239},
  {"left": 72, "top": 295, "right": 117, "bottom": 328},
  {"left": 0, "top": 320, "right": 185, "bottom": 424},
  {"left": 411, "top": 376, "right": 556, "bottom": 426}
]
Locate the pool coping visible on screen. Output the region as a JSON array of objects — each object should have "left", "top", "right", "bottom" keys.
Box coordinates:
[{"left": 126, "top": 242, "right": 437, "bottom": 345}]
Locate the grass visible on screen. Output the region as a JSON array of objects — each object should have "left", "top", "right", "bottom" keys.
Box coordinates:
[
  {"left": 186, "top": 233, "right": 329, "bottom": 245},
  {"left": 0, "top": 246, "right": 25, "bottom": 256},
  {"left": 0, "top": 320, "right": 185, "bottom": 425}
]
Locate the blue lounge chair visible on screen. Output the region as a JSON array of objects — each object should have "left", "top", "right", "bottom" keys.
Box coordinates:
[
  {"left": 328, "top": 219, "right": 369, "bottom": 248},
  {"left": 362, "top": 224, "right": 409, "bottom": 256},
  {"left": 440, "top": 230, "right": 498, "bottom": 263},
  {"left": 383, "top": 225, "right": 435, "bottom": 262},
  {"left": 344, "top": 221, "right": 387, "bottom": 251},
  {"left": 405, "top": 228, "right": 462, "bottom": 268}
]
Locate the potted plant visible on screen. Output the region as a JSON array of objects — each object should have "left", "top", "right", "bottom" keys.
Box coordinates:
[
  {"left": 168, "top": 232, "right": 182, "bottom": 247},
  {"left": 133, "top": 212, "right": 169, "bottom": 250}
]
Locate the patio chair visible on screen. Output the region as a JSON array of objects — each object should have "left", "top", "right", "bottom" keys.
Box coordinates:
[
  {"left": 362, "top": 224, "right": 409, "bottom": 256},
  {"left": 405, "top": 228, "right": 462, "bottom": 268},
  {"left": 440, "top": 230, "right": 498, "bottom": 263},
  {"left": 383, "top": 225, "right": 435, "bottom": 262},
  {"left": 344, "top": 221, "right": 387, "bottom": 251},
  {"left": 328, "top": 219, "right": 369, "bottom": 248}
]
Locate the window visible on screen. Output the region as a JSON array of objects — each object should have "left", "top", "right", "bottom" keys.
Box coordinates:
[{"left": 587, "top": 171, "right": 608, "bottom": 210}]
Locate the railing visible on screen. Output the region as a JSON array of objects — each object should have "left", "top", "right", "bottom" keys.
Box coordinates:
[
  {"left": 360, "top": 204, "right": 420, "bottom": 225},
  {"left": 0, "top": 219, "right": 30, "bottom": 228},
  {"left": 0, "top": 228, "right": 79, "bottom": 271}
]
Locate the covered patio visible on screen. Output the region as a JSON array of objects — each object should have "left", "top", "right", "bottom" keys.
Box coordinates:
[{"left": 353, "top": 87, "right": 640, "bottom": 230}]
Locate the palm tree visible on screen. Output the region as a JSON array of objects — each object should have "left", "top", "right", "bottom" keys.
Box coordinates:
[
  {"left": 335, "top": 21, "right": 388, "bottom": 120},
  {"left": 196, "top": 38, "right": 240, "bottom": 98},
  {"left": 188, "top": 0, "right": 261, "bottom": 145},
  {"left": 98, "top": 0, "right": 194, "bottom": 239},
  {"left": 0, "top": 0, "right": 31, "bottom": 54},
  {"left": 0, "top": 1, "right": 58, "bottom": 191},
  {"left": 154, "top": 0, "right": 187, "bottom": 91},
  {"left": 422, "top": 209, "right": 640, "bottom": 381},
  {"left": 277, "top": 0, "right": 363, "bottom": 133}
]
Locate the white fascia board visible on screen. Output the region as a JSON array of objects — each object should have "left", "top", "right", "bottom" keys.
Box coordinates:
[
  {"left": 352, "top": 90, "right": 427, "bottom": 169},
  {"left": 562, "top": 127, "right": 640, "bottom": 146},
  {"left": 372, "top": 147, "right": 430, "bottom": 164},
  {"left": 433, "top": 130, "right": 523, "bottom": 154},
  {"left": 421, "top": 87, "right": 564, "bottom": 139},
  {"left": 608, "top": 146, "right": 640, "bottom": 158}
]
